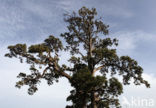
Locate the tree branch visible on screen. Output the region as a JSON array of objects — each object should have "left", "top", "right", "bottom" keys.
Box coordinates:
[
  {"left": 70, "top": 46, "right": 86, "bottom": 59},
  {"left": 93, "top": 65, "right": 105, "bottom": 75},
  {"left": 53, "top": 61, "right": 71, "bottom": 80},
  {"left": 41, "top": 67, "right": 50, "bottom": 77},
  {"left": 74, "top": 29, "right": 88, "bottom": 45}
]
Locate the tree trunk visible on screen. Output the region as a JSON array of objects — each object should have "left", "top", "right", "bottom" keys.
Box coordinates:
[
  {"left": 91, "top": 91, "right": 97, "bottom": 108},
  {"left": 88, "top": 28, "right": 97, "bottom": 108},
  {"left": 82, "top": 105, "right": 87, "bottom": 108}
]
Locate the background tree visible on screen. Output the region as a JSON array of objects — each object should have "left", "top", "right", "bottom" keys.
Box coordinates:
[{"left": 5, "top": 7, "right": 150, "bottom": 108}]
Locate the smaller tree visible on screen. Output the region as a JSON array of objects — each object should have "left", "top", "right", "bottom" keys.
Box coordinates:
[{"left": 5, "top": 7, "right": 150, "bottom": 108}]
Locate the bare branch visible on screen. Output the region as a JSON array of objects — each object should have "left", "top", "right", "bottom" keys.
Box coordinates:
[
  {"left": 41, "top": 67, "right": 50, "bottom": 77},
  {"left": 93, "top": 65, "right": 105, "bottom": 75},
  {"left": 53, "top": 61, "right": 71, "bottom": 80}
]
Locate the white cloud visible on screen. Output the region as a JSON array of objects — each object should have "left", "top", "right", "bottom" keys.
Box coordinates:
[
  {"left": 111, "top": 31, "right": 156, "bottom": 55},
  {"left": 120, "top": 73, "right": 156, "bottom": 108}
]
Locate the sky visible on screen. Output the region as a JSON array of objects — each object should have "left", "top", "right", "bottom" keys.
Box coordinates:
[{"left": 0, "top": 0, "right": 156, "bottom": 108}]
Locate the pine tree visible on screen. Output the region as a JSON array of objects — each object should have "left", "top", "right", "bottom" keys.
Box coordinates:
[{"left": 5, "top": 7, "right": 150, "bottom": 108}]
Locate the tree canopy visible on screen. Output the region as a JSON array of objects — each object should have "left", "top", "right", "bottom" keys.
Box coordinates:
[{"left": 5, "top": 7, "right": 150, "bottom": 108}]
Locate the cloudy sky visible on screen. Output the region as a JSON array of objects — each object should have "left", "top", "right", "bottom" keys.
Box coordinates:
[{"left": 0, "top": 0, "right": 156, "bottom": 108}]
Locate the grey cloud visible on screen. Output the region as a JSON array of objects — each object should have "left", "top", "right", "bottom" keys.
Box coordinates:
[{"left": 0, "top": 0, "right": 136, "bottom": 45}]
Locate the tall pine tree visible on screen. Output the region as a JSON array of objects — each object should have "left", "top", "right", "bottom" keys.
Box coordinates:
[{"left": 5, "top": 7, "right": 150, "bottom": 108}]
